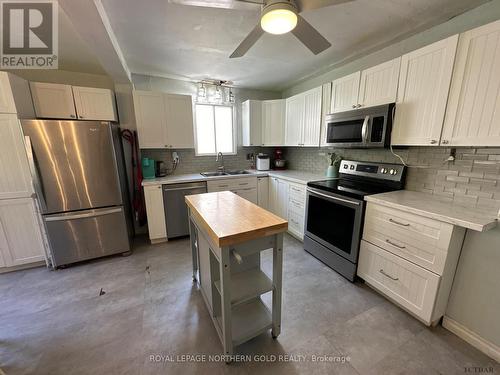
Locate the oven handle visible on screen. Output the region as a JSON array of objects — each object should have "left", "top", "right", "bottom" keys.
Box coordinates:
[
  {"left": 361, "top": 115, "right": 370, "bottom": 144},
  {"left": 307, "top": 188, "right": 360, "bottom": 206}
]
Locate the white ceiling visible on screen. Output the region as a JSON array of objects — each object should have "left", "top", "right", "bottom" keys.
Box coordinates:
[
  {"left": 58, "top": 6, "right": 107, "bottom": 75},
  {"left": 100, "top": 0, "right": 488, "bottom": 91}
]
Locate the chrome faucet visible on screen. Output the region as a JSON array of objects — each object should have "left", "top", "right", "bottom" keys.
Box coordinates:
[{"left": 216, "top": 152, "right": 225, "bottom": 173}]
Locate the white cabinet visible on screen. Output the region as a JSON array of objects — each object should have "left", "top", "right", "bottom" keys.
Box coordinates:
[
  {"left": 320, "top": 82, "right": 332, "bottom": 147},
  {"left": 0, "top": 72, "right": 17, "bottom": 114},
  {"left": 302, "top": 87, "right": 322, "bottom": 146},
  {"left": 30, "top": 82, "right": 117, "bottom": 121},
  {"left": 242, "top": 100, "right": 262, "bottom": 146},
  {"left": 133, "top": 90, "right": 194, "bottom": 149},
  {"left": 0, "top": 114, "right": 33, "bottom": 200},
  {"left": 133, "top": 91, "right": 166, "bottom": 148},
  {"left": 359, "top": 202, "right": 466, "bottom": 326},
  {"left": 72, "top": 86, "right": 117, "bottom": 121},
  {"left": 164, "top": 94, "right": 195, "bottom": 149},
  {"left": 358, "top": 57, "right": 401, "bottom": 108},
  {"left": 0, "top": 198, "right": 45, "bottom": 267},
  {"left": 269, "top": 177, "right": 289, "bottom": 219},
  {"left": 442, "top": 20, "right": 500, "bottom": 146},
  {"left": 143, "top": 184, "right": 167, "bottom": 243},
  {"left": 233, "top": 187, "right": 258, "bottom": 204},
  {"left": 391, "top": 35, "right": 458, "bottom": 146},
  {"left": 30, "top": 82, "right": 77, "bottom": 119},
  {"left": 257, "top": 177, "right": 269, "bottom": 209},
  {"left": 330, "top": 71, "right": 361, "bottom": 113},
  {"left": 262, "top": 99, "right": 285, "bottom": 146},
  {"left": 287, "top": 182, "right": 306, "bottom": 240},
  {"left": 330, "top": 58, "right": 400, "bottom": 113},
  {"left": 285, "top": 87, "right": 322, "bottom": 147}
]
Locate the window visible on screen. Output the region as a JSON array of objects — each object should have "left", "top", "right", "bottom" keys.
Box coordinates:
[{"left": 194, "top": 104, "right": 236, "bottom": 155}]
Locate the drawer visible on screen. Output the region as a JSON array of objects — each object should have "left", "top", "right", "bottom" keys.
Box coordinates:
[
  {"left": 358, "top": 240, "right": 440, "bottom": 324},
  {"left": 288, "top": 209, "right": 304, "bottom": 239},
  {"left": 363, "top": 203, "right": 453, "bottom": 274},
  {"left": 289, "top": 183, "right": 306, "bottom": 204},
  {"left": 288, "top": 196, "right": 305, "bottom": 213},
  {"left": 207, "top": 177, "right": 257, "bottom": 192}
]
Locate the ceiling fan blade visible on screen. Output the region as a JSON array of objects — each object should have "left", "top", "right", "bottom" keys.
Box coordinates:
[
  {"left": 291, "top": 14, "right": 331, "bottom": 55},
  {"left": 230, "top": 24, "right": 264, "bottom": 58},
  {"left": 294, "top": 0, "right": 354, "bottom": 13},
  {"left": 168, "top": 0, "right": 261, "bottom": 11}
]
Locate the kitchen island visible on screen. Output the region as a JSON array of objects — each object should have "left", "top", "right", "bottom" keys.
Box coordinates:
[{"left": 185, "top": 191, "right": 288, "bottom": 361}]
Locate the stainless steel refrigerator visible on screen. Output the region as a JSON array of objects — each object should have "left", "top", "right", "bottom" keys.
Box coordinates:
[{"left": 21, "top": 120, "right": 131, "bottom": 267}]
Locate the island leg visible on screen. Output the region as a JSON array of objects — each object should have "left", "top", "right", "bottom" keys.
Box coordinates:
[
  {"left": 188, "top": 211, "right": 198, "bottom": 282},
  {"left": 219, "top": 246, "right": 233, "bottom": 362},
  {"left": 272, "top": 233, "right": 283, "bottom": 339}
]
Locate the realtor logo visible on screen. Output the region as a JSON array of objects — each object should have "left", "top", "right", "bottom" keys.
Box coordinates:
[{"left": 1, "top": 1, "right": 58, "bottom": 69}]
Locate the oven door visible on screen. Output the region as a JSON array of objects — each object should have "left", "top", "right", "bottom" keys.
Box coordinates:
[{"left": 304, "top": 188, "right": 364, "bottom": 263}]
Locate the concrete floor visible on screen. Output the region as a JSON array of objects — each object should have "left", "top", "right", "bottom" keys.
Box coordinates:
[{"left": 1, "top": 234, "right": 498, "bottom": 375}]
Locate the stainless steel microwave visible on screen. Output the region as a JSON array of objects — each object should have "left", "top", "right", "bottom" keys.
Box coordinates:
[{"left": 324, "top": 103, "right": 395, "bottom": 148}]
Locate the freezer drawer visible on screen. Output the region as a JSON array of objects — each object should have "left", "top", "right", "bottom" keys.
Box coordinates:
[{"left": 44, "top": 206, "right": 130, "bottom": 267}]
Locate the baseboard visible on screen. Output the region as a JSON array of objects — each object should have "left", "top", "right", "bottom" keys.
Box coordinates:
[
  {"left": 0, "top": 261, "right": 45, "bottom": 274},
  {"left": 442, "top": 316, "right": 500, "bottom": 363}
]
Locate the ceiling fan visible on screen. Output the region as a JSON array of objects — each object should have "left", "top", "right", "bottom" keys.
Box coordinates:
[{"left": 168, "top": 0, "right": 354, "bottom": 58}]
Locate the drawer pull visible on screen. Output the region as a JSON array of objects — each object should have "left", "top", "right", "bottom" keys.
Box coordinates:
[
  {"left": 291, "top": 187, "right": 302, "bottom": 192},
  {"left": 389, "top": 218, "right": 410, "bottom": 227},
  {"left": 219, "top": 184, "right": 229, "bottom": 188},
  {"left": 379, "top": 269, "right": 399, "bottom": 281},
  {"left": 386, "top": 239, "right": 406, "bottom": 249},
  {"left": 238, "top": 182, "right": 249, "bottom": 186}
]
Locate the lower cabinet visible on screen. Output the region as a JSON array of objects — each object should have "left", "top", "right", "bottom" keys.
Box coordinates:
[
  {"left": 269, "top": 177, "right": 306, "bottom": 240},
  {"left": 358, "top": 202, "right": 465, "bottom": 325},
  {"left": 143, "top": 184, "right": 167, "bottom": 243},
  {"left": 257, "top": 177, "right": 269, "bottom": 209},
  {"left": 0, "top": 198, "right": 45, "bottom": 268}
]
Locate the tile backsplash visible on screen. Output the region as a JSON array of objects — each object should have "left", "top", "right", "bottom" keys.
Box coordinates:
[
  {"left": 141, "top": 146, "right": 500, "bottom": 216},
  {"left": 284, "top": 146, "right": 500, "bottom": 216}
]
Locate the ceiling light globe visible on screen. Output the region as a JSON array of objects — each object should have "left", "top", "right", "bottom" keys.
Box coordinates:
[{"left": 261, "top": 8, "right": 297, "bottom": 35}]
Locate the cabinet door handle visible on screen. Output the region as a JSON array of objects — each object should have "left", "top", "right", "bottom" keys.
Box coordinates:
[
  {"left": 389, "top": 218, "right": 410, "bottom": 227},
  {"left": 430, "top": 139, "right": 437, "bottom": 144},
  {"left": 379, "top": 269, "right": 399, "bottom": 281},
  {"left": 352, "top": 105, "right": 357, "bottom": 109},
  {"left": 386, "top": 239, "right": 406, "bottom": 249},
  {"left": 70, "top": 114, "right": 76, "bottom": 118},
  {"left": 356, "top": 104, "right": 362, "bottom": 108},
  {"left": 442, "top": 140, "right": 449, "bottom": 144},
  {"left": 238, "top": 182, "right": 249, "bottom": 186},
  {"left": 79, "top": 115, "right": 84, "bottom": 119}
]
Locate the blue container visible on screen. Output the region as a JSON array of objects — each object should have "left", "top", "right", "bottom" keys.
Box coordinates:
[{"left": 142, "top": 157, "right": 156, "bottom": 179}]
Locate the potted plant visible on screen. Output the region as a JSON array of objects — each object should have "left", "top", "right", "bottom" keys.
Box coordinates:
[{"left": 326, "top": 152, "right": 342, "bottom": 178}]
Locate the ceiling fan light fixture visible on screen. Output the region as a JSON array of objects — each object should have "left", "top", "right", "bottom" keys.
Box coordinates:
[{"left": 260, "top": 2, "right": 297, "bottom": 35}]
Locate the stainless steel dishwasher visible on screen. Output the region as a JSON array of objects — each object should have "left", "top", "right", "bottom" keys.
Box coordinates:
[{"left": 163, "top": 182, "right": 207, "bottom": 238}]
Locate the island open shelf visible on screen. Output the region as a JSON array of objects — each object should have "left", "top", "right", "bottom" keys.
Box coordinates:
[{"left": 185, "top": 191, "right": 287, "bottom": 360}]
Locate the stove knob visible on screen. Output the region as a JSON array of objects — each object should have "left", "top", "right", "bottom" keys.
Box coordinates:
[
  {"left": 380, "top": 168, "right": 387, "bottom": 174},
  {"left": 343, "top": 164, "right": 348, "bottom": 169},
  {"left": 350, "top": 165, "right": 355, "bottom": 170},
  {"left": 389, "top": 169, "right": 397, "bottom": 175}
]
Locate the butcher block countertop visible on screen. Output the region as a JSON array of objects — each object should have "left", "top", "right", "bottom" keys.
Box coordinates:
[{"left": 185, "top": 191, "right": 288, "bottom": 247}]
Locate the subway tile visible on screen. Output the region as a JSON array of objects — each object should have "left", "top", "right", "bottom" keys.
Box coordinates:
[
  {"left": 476, "top": 148, "right": 500, "bottom": 154},
  {"left": 446, "top": 176, "right": 469, "bottom": 183},
  {"left": 458, "top": 171, "right": 484, "bottom": 179}
]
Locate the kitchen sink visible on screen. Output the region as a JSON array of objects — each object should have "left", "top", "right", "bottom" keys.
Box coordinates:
[
  {"left": 226, "top": 170, "right": 250, "bottom": 175},
  {"left": 200, "top": 171, "right": 228, "bottom": 177}
]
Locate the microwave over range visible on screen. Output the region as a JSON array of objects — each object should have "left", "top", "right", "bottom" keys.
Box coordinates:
[{"left": 324, "top": 103, "right": 395, "bottom": 148}]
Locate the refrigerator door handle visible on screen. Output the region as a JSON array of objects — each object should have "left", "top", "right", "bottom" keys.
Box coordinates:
[
  {"left": 45, "top": 207, "right": 123, "bottom": 222},
  {"left": 24, "top": 136, "right": 47, "bottom": 212}
]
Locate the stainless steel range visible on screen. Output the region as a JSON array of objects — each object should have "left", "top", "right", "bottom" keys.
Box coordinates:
[{"left": 304, "top": 160, "right": 406, "bottom": 281}]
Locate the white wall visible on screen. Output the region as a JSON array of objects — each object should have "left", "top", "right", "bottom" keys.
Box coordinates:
[{"left": 446, "top": 224, "right": 500, "bottom": 347}]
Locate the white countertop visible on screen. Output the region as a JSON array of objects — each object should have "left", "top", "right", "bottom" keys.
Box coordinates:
[
  {"left": 141, "top": 169, "right": 328, "bottom": 187},
  {"left": 365, "top": 190, "right": 498, "bottom": 232}
]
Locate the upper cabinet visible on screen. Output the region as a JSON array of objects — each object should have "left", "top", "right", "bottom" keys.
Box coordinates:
[
  {"left": 330, "top": 57, "right": 401, "bottom": 113},
  {"left": 30, "top": 82, "right": 117, "bottom": 121},
  {"left": 262, "top": 99, "right": 285, "bottom": 146},
  {"left": 133, "top": 90, "right": 194, "bottom": 149},
  {"left": 0, "top": 72, "right": 17, "bottom": 114},
  {"left": 331, "top": 72, "right": 360, "bottom": 113},
  {"left": 358, "top": 57, "right": 401, "bottom": 108},
  {"left": 285, "top": 86, "right": 322, "bottom": 147},
  {"left": 242, "top": 100, "right": 262, "bottom": 146},
  {"left": 391, "top": 35, "right": 458, "bottom": 146},
  {"left": 442, "top": 20, "right": 500, "bottom": 146},
  {"left": 72, "top": 86, "right": 117, "bottom": 121}
]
